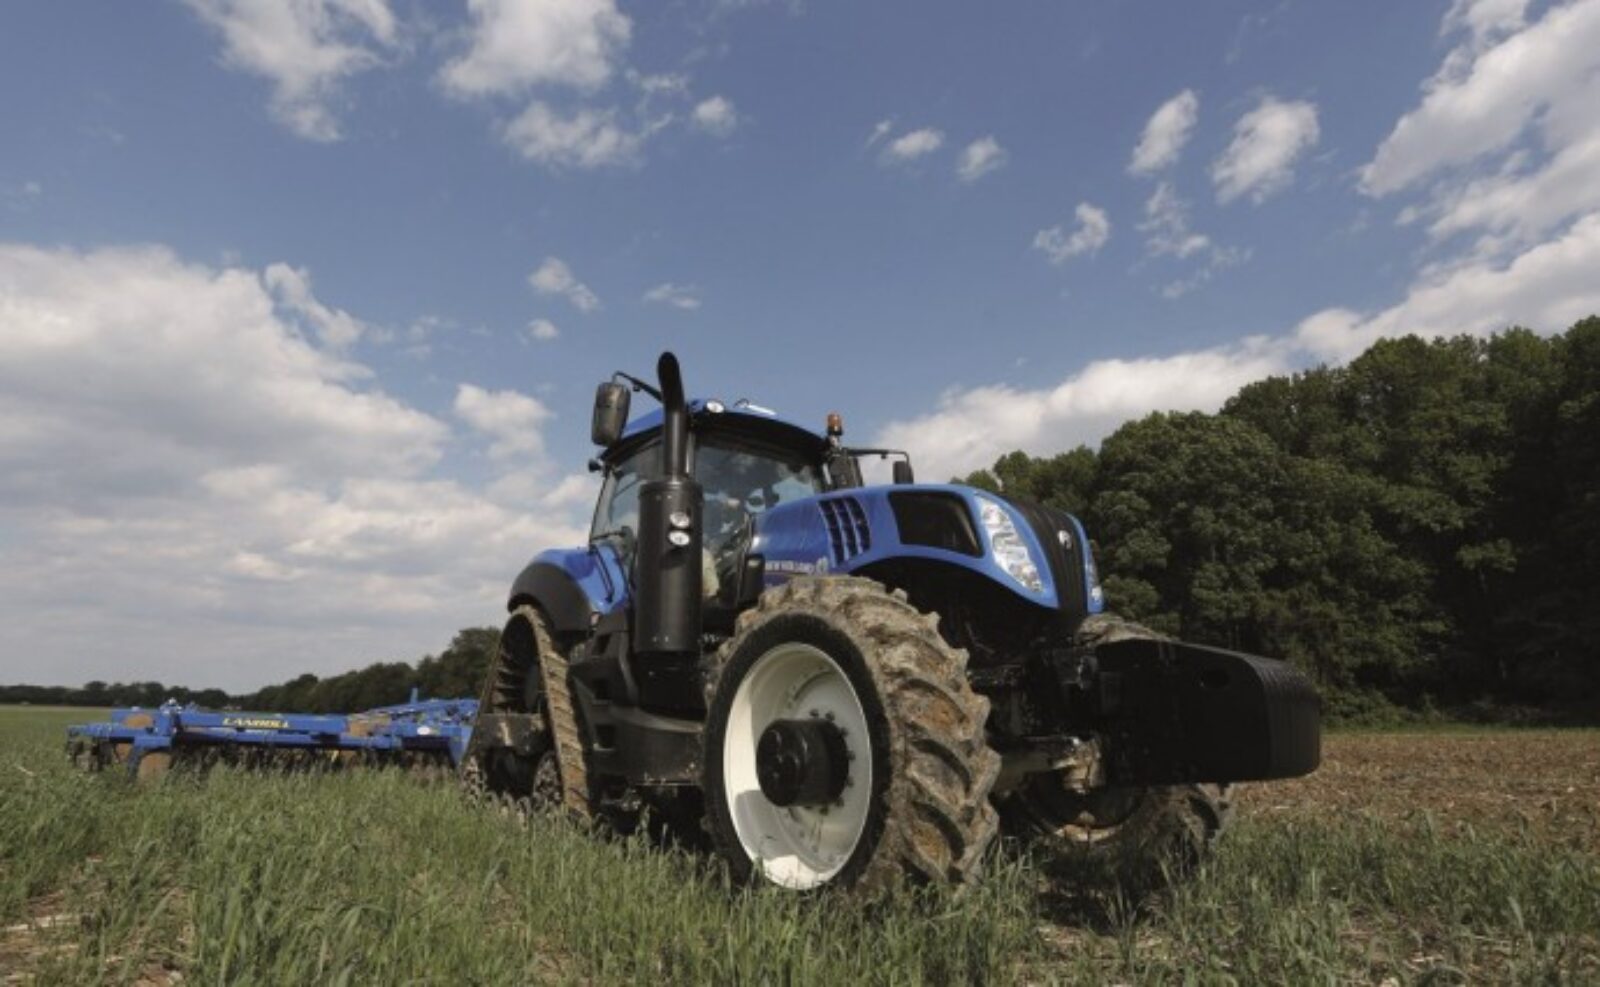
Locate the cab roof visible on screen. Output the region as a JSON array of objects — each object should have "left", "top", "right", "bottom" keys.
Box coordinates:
[{"left": 607, "top": 397, "right": 827, "bottom": 463}]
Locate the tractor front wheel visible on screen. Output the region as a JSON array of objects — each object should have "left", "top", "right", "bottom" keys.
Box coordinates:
[
  {"left": 702, "top": 576, "right": 1000, "bottom": 893},
  {"left": 1001, "top": 611, "right": 1233, "bottom": 888}
]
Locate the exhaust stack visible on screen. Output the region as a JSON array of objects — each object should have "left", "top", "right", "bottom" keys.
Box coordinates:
[{"left": 633, "top": 352, "right": 704, "bottom": 657}]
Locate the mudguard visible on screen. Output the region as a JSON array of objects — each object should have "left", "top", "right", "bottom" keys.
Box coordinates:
[{"left": 508, "top": 545, "right": 628, "bottom": 636}]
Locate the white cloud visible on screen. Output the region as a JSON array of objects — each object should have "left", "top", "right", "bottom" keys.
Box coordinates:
[
  {"left": 1362, "top": 0, "right": 1598, "bottom": 196},
  {"left": 454, "top": 384, "right": 552, "bottom": 459},
  {"left": 1033, "top": 203, "right": 1111, "bottom": 264},
  {"left": 881, "top": 198, "right": 1600, "bottom": 477},
  {"left": 1211, "top": 96, "right": 1320, "bottom": 204},
  {"left": 438, "top": 0, "right": 631, "bottom": 97},
  {"left": 0, "top": 242, "right": 589, "bottom": 689},
  {"left": 1138, "top": 182, "right": 1210, "bottom": 259},
  {"left": 1361, "top": 0, "right": 1600, "bottom": 257},
  {"left": 528, "top": 317, "right": 560, "bottom": 341},
  {"left": 643, "top": 283, "right": 702, "bottom": 310},
  {"left": 263, "top": 263, "right": 369, "bottom": 349},
  {"left": 691, "top": 95, "right": 738, "bottom": 136},
  {"left": 1129, "top": 89, "right": 1199, "bottom": 175},
  {"left": 875, "top": 340, "right": 1289, "bottom": 482},
  {"left": 1296, "top": 211, "right": 1600, "bottom": 361},
  {"left": 182, "top": 0, "right": 400, "bottom": 141},
  {"left": 501, "top": 101, "right": 644, "bottom": 168},
  {"left": 865, "top": 118, "right": 895, "bottom": 147},
  {"left": 956, "top": 136, "right": 1008, "bottom": 182},
  {"left": 529, "top": 256, "right": 601, "bottom": 312},
  {"left": 882, "top": 127, "right": 945, "bottom": 163}
]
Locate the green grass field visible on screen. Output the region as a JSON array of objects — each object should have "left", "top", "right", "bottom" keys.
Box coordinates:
[{"left": 2, "top": 706, "right": 1596, "bottom": 984}]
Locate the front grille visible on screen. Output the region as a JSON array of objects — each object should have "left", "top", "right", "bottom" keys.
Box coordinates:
[{"left": 818, "top": 496, "right": 871, "bottom": 564}]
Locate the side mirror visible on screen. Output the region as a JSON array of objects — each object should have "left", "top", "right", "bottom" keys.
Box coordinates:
[
  {"left": 592, "top": 381, "right": 630, "bottom": 446},
  {"left": 892, "top": 460, "right": 915, "bottom": 485}
]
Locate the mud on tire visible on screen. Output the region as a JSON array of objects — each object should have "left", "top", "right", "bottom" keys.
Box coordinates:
[{"left": 702, "top": 576, "right": 1001, "bottom": 893}]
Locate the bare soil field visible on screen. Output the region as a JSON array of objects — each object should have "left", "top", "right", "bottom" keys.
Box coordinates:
[{"left": 1237, "top": 729, "right": 1600, "bottom": 852}]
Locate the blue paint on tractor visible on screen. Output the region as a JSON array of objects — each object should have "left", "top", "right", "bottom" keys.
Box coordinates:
[{"left": 752, "top": 484, "right": 1068, "bottom": 605}]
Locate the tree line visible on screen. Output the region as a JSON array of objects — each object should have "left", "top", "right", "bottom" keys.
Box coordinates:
[
  {"left": 0, "top": 628, "right": 499, "bottom": 714},
  {"left": 5, "top": 320, "right": 1595, "bottom": 722},
  {"left": 959, "top": 318, "right": 1599, "bottom": 721}
]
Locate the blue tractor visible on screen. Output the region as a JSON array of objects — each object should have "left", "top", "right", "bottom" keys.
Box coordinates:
[{"left": 463, "top": 353, "right": 1319, "bottom": 892}]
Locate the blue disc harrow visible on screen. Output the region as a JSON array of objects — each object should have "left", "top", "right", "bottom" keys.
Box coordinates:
[{"left": 66, "top": 692, "right": 478, "bottom": 780}]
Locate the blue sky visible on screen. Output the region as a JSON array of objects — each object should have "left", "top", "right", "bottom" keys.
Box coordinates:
[{"left": 3, "top": 0, "right": 1598, "bottom": 689}]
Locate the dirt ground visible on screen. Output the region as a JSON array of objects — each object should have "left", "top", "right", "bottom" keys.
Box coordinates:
[{"left": 1235, "top": 730, "right": 1600, "bottom": 852}]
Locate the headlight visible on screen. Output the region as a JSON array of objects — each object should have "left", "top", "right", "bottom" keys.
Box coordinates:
[{"left": 976, "top": 497, "right": 1043, "bottom": 593}]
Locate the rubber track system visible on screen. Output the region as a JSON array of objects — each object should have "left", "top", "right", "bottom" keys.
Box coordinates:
[
  {"left": 463, "top": 604, "right": 560, "bottom": 811},
  {"left": 538, "top": 647, "right": 593, "bottom": 821},
  {"left": 704, "top": 576, "right": 1001, "bottom": 893}
]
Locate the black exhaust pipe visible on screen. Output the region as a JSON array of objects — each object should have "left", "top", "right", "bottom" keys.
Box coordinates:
[{"left": 633, "top": 352, "right": 703, "bottom": 657}]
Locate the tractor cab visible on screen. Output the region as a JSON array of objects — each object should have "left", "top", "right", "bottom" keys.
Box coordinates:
[{"left": 589, "top": 399, "right": 832, "bottom": 629}]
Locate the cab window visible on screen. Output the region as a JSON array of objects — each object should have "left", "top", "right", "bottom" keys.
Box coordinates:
[
  {"left": 590, "top": 441, "right": 660, "bottom": 559},
  {"left": 694, "top": 439, "right": 822, "bottom": 557}
]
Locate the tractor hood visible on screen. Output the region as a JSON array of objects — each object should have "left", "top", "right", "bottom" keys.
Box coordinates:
[{"left": 748, "top": 483, "right": 1104, "bottom": 615}]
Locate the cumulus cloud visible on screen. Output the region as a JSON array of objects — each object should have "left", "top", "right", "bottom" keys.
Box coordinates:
[
  {"left": 1033, "top": 203, "right": 1111, "bottom": 263},
  {"left": 1295, "top": 211, "right": 1600, "bottom": 361},
  {"left": 528, "top": 317, "right": 560, "bottom": 341},
  {"left": 642, "top": 283, "right": 701, "bottom": 310},
  {"left": 501, "top": 101, "right": 645, "bottom": 168},
  {"left": 691, "top": 95, "right": 738, "bottom": 136},
  {"left": 438, "top": 0, "right": 631, "bottom": 97},
  {"left": 1211, "top": 96, "right": 1320, "bottom": 204},
  {"left": 1129, "top": 89, "right": 1199, "bottom": 175},
  {"left": 881, "top": 127, "right": 944, "bottom": 163},
  {"left": 956, "top": 136, "right": 1008, "bottom": 182},
  {"left": 182, "top": 0, "right": 400, "bottom": 141},
  {"left": 0, "top": 242, "right": 589, "bottom": 689},
  {"left": 875, "top": 341, "right": 1289, "bottom": 482},
  {"left": 529, "top": 256, "right": 601, "bottom": 312},
  {"left": 1361, "top": 0, "right": 1600, "bottom": 255},
  {"left": 454, "top": 384, "right": 552, "bottom": 459}
]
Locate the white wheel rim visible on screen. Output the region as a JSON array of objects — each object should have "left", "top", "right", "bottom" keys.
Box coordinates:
[{"left": 722, "top": 642, "right": 873, "bottom": 889}]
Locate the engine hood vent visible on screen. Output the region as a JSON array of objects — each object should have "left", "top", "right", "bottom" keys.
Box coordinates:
[{"left": 818, "top": 496, "right": 871, "bottom": 565}]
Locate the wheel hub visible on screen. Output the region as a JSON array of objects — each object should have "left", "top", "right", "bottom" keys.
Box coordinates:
[{"left": 755, "top": 717, "right": 849, "bottom": 807}]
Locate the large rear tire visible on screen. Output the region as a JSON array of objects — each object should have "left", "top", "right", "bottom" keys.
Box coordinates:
[
  {"left": 1002, "top": 612, "right": 1233, "bottom": 887},
  {"left": 702, "top": 576, "right": 1000, "bottom": 893}
]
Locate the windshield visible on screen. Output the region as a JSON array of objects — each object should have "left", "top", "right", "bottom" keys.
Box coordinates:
[{"left": 591, "top": 435, "right": 822, "bottom": 573}]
